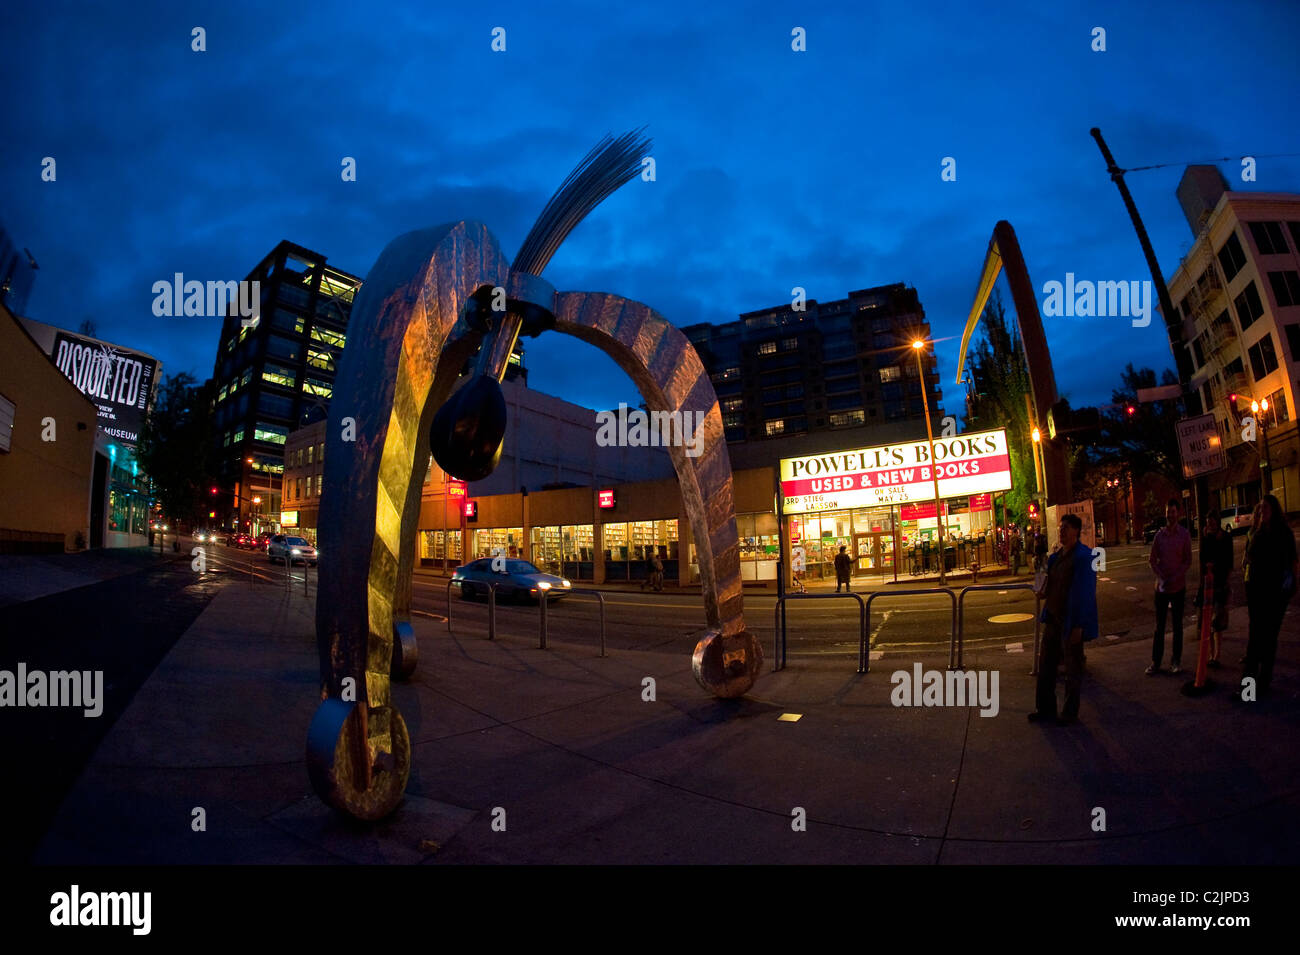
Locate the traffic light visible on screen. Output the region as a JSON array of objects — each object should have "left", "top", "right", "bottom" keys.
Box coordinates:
[
  {"left": 1125, "top": 405, "right": 1136, "bottom": 416},
  {"left": 208, "top": 511, "right": 216, "bottom": 519},
  {"left": 209, "top": 486, "right": 218, "bottom": 495}
]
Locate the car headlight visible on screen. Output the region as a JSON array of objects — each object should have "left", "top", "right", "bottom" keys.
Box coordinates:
[
  {"left": 291, "top": 548, "right": 301, "bottom": 555},
  {"left": 561, "top": 579, "right": 571, "bottom": 588}
]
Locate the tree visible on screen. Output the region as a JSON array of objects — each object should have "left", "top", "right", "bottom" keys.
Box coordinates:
[
  {"left": 964, "top": 290, "right": 1037, "bottom": 522},
  {"left": 1095, "top": 363, "right": 1184, "bottom": 483},
  {"left": 134, "top": 373, "right": 218, "bottom": 527},
  {"left": 77, "top": 318, "right": 98, "bottom": 338}
]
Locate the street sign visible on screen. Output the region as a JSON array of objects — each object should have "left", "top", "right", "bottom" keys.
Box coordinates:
[{"left": 1175, "top": 414, "right": 1226, "bottom": 479}]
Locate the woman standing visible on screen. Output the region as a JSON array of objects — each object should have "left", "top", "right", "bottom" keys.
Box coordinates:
[
  {"left": 1241, "top": 494, "right": 1297, "bottom": 696},
  {"left": 1196, "top": 510, "right": 1233, "bottom": 668}
]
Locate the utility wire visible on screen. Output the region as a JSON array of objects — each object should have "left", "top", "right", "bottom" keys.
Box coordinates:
[{"left": 1122, "top": 152, "right": 1300, "bottom": 173}]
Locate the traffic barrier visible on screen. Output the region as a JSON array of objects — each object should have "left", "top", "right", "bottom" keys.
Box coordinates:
[
  {"left": 954, "top": 583, "right": 1041, "bottom": 672},
  {"left": 864, "top": 588, "right": 957, "bottom": 674}
]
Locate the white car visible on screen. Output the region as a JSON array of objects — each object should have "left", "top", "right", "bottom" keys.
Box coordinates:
[
  {"left": 267, "top": 534, "right": 318, "bottom": 566},
  {"left": 1218, "top": 505, "right": 1253, "bottom": 536}
]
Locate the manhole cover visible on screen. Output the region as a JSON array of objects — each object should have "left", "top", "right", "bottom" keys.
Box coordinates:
[{"left": 989, "top": 612, "right": 1035, "bottom": 623}]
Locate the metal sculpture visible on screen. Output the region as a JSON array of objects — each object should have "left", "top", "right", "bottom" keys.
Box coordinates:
[
  {"left": 307, "top": 132, "right": 762, "bottom": 821},
  {"left": 956, "top": 221, "right": 1071, "bottom": 506}
]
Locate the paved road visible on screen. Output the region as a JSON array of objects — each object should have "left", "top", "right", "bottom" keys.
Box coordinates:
[{"left": 198, "top": 539, "right": 1255, "bottom": 670}]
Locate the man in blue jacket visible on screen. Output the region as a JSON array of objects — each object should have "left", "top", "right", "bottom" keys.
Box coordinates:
[{"left": 1029, "top": 513, "right": 1099, "bottom": 726}]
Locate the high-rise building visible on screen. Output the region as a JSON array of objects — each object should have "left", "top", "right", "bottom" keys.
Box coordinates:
[
  {"left": 0, "top": 218, "right": 38, "bottom": 317},
  {"left": 683, "top": 282, "right": 944, "bottom": 457},
  {"left": 209, "top": 241, "right": 362, "bottom": 533},
  {"left": 1166, "top": 166, "right": 1300, "bottom": 512}
]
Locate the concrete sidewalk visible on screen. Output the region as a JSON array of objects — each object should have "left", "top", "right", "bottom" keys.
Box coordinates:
[
  {"left": 0, "top": 543, "right": 187, "bottom": 608},
  {"left": 35, "top": 571, "right": 1299, "bottom": 864}
]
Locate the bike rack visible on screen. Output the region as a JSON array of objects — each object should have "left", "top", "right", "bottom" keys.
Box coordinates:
[
  {"left": 863, "top": 588, "right": 957, "bottom": 674},
  {"left": 772, "top": 592, "right": 866, "bottom": 673},
  {"left": 563, "top": 589, "right": 608, "bottom": 657},
  {"left": 953, "top": 583, "right": 1041, "bottom": 672},
  {"left": 445, "top": 578, "right": 499, "bottom": 640}
]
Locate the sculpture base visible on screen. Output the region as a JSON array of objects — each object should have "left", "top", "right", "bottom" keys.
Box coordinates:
[{"left": 692, "top": 629, "right": 763, "bottom": 698}]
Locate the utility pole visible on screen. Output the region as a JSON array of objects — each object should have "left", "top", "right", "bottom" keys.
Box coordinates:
[{"left": 1089, "top": 128, "right": 1198, "bottom": 410}]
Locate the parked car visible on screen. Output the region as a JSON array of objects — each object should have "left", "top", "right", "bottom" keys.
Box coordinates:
[
  {"left": 254, "top": 532, "right": 273, "bottom": 551},
  {"left": 267, "top": 534, "right": 318, "bottom": 566},
  {"left": 1218, "top": 505, "right": 1253, "bottom": 536},
  {"left": 452, "top": 558, "right": 571, "bottom": 602}
]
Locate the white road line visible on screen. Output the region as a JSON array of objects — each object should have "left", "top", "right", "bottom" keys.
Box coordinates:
[{"left": 1006, "top": 642, "right": 1024, "bottom": 653}]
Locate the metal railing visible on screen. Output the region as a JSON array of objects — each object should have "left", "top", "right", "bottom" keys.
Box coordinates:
[
  {"left": 863, "top": 588, "right": 957, "bottom": 674},
  {"left": 772, "top": 592, "right": 866, "bottom": 672},
  {"left": 953, "top": 583, "right": 1041, "bottom": 672},
  {"left": 559, "top": 589, "right": 608, "bottom": 656},
  {"left": 445, "top": 578, "right": 499, "bottom": 640}
]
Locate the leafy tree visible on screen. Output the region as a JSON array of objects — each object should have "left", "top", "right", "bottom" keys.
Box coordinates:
[
  {"left": 135, "top": 373, "right": 218, "bottom": 527},
  {"left": 964, "top": 289, "right": 1036, "bottom": 522},
  {"left": 1094, "top": 363, "right": 1184, "bottom": 483}
]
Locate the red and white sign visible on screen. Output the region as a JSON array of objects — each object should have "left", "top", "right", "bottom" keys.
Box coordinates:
[
  {"left": 969, "top": 493, "right": 992, "bottom": 511},
  {"left": 779, "top": 429, "right": 1012, "bottom": 515},
  {"left": 463, "top": 500, "right": 477, "bottom": 518},
  {"left": 901, "top": 501, "right": 948, "bottom": 521},
  {"left": 598, "top": 489, "right": 616, "bottom": 509}
]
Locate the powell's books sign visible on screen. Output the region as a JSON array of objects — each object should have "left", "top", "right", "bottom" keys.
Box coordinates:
[{"left": 51, "top": 331, "right": 159, "bottom": 446}]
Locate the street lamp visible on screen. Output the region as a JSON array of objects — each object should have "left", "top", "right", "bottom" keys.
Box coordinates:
[
  {"left": 913, "top": 338, "right": 945, "bottom": 583},
  {"left": 1252, "top": 398, "right": 1272, "bottom": 498}
]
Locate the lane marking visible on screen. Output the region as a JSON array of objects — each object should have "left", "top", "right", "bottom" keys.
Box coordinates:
[{"left": 1006, "top": 642, "right": 1025, "bottom": 653}]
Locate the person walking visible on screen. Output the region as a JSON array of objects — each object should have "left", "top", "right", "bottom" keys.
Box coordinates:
[
  {"left": 1241, "top": 494, "right": 1297, "bottom": 697},
  {"left": 640, "top": 550, "right": 664, "bottom": 592},
  {"left": 1195, "top": 509, "right": 1233, "bottom": 669},
  {"left": 1030, "top": 513, "right": 1098, "bottom": 725},
  {"left": 834, "top": 545, "right": 853, "bottom": 593},
  {"left": 1010, "top": 527, "right": 1023, "bottom": 575},
  {"left": 1148, "top": 497, "right": 1193, "bottom": 675},
  {"left": 1033, "top": 526, "right": 1049, "bottom": 571}
]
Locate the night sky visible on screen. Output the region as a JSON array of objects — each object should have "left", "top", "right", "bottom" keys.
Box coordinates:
[{"left": 4, "top": 0, "right": 1298, "bottom": 417}]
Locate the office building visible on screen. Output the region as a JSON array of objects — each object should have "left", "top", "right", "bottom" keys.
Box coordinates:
[{"left": 682, "top": 283, "right": 945, "bottom": 470}]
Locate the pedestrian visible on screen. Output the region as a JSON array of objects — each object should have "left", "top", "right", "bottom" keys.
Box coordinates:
[
  {"left": 1194, "top": 509, "right": 1233, "bottom": 669},
  {"left": 1241, "top": 494, "right": 1296, "bottom": 697},
  {"left": 1030, "top": 513, "right": 1098, "bottom": 725},
  {"left": 1010, "top": 526, "right": 1023, "bottom": 575},
  {"left": 650, "top": 551, "right": 664, "bottom": 592},
  {"left": 1033, "top": 526, "right": 1049, "bottom": 570},
  {"left": 834, "top": 544, "right": 852, "bottom": 593},
  {"left": 1147, "top": 497, "right": 1193, "bottom": 675}
]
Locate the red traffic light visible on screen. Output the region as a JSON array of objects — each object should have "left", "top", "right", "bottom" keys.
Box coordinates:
[
  {"left": 209, "top": 486, "right": 218, "bottom": 495},
  {"left": 1228, "top": 393, "right": 1236, "bottom": 402},
  {"left": 1125, "top": 405, "right": 1136, "bottom": 416}
]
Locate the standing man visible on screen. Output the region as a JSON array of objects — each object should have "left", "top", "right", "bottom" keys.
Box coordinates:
[
  {"left": 834, "top": 545, "right": 852, "bottom": 593},
  {"left": 1148, "top": 497, "right": 1193, "bottom": 675},
  {"left": 1030, "top": 513, "right": 1098, "bottom": 725}
]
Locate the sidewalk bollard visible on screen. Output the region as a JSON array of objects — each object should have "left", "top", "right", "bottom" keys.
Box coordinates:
[
  {"left": 539, "top": 589, "right": 548, "bottom": 649},
  {"left": 1182, "top": 568, "right": 1215, "bottom": 697}
]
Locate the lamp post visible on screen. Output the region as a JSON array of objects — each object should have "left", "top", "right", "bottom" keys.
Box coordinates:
[
  {"left": 1252, "top": 398, "right": 1272, "bottom": 499},
  {"left": 913, "top": 338, "right": 945, "bottom": 584}
]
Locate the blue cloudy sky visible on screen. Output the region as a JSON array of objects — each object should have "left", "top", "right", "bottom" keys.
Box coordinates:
[{"left": 3, "top": 0, "right": 1298, "bottom": 418}]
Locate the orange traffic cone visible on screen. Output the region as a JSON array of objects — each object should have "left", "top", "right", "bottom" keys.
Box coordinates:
[{"left": 1182, "top": 567, "right": 1216, "bottom": 697}]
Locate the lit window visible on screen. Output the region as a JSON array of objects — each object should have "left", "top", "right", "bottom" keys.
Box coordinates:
[
  {"left": 879, "top": 366, "right": 901, "bottom": 382},
  {"left": 829, "top": 410, "right": 866, "bottom": 427},
  {"left": 303, "top": 378, "right": 332, "bottom": 398},
  {"left": 765, "top": 419, "right": 785, "bottom": 436},
  {"left": 306, "top": 475, "right": 313, "bottom": 497},
  {"left": 254, "top": 423, "right": 288, "bottom": 445},
  {"left": 758, "top": 341, "right": 777, "bottom": 355},
  {"left": 262, "top": 364, "right": 297, "bottom": 388},
  {"left": 307, "top": 349, "right": 334, "bottom": 370},
  {"left": 307, "top": 445, "right": 314, "bottom": 465},
  {"left": 310, "top": 326, "right": 347, "bottom": 348}
]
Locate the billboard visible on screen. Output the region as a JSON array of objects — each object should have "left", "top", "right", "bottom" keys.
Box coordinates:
[
  {"left": 779, "top": 428, "right": 1013, "bottom": 515},
  {"left": 50, "top": 331, "right": 158, "bottom": 445}
]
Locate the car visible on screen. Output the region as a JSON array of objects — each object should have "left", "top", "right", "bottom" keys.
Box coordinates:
[
  {"left": 254, "top": 532, "right": 273, "bottom": 551},
  {"left": 452, "top": 558, "right": 572, "bottom": 603},
  {"left": 268, "top": 534, "right": 318, "bottom": 566},
  {"left": 229, "top": 533, "right": 250, "bottom": 548},
  {"left": 1218, "top": 505, "right": 1253, "bottom": 536},
  {"left": 194, "top": 529, "right": 216, "bottom": 544}
]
